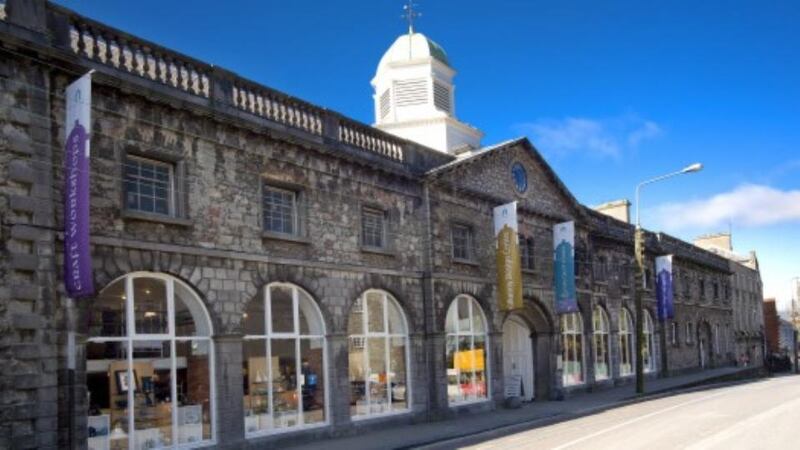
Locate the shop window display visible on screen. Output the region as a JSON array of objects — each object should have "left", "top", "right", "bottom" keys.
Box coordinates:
[
  {"left": 592, "top": 306, "right": 611, "bottom": 381},
  {"left": 347, "top": 290, "right": 410, "bottom": 417},
  {"left": 445, "top": 295, "right": 489, "bottom": 404},
  {"left": 561, "top": 312, "right": 585, "bottom": 386},
  {"left": 243, "top": 283, "right": 327, "bottom": 435},
  {"left": 619, "top": 308, "right": 635, "bottom": 376},
  {"left": 643, "top": 310, "right": 657, "bottom": 373},
  {"left": 86, "top": 273, "right": 214, "bottom": 450}
]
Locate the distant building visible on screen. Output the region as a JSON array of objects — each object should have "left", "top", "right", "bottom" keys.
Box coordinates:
[
  {"left": 778, "top": 319, "right": 796, "bottom": 356},
  {"left": 693, "top": 232, "right": 765, "bottom": 365},
  {"left": 764, "top": 299, "right": 780, "bottom": 354}
]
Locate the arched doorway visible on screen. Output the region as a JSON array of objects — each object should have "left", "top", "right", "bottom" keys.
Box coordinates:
[{"left": 502, "top": 316, "right": 534, "bottom": 401}]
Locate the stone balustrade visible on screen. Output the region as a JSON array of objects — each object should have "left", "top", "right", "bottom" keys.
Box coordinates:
[
  {"left": 339, "top": 118, "right": 404, "bottom": 161},
  {"left": 40, "top": 5, "right": 432, "bottom": 167},
  {"left": 67, "top": 21, "right": 211, "bottom": 98},
  {"left": 231, "top": 82, "right": 323, "bottom": 136}
]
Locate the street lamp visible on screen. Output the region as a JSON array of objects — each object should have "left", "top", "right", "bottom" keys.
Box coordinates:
[
  {"left": 791, "top": 277, "right": 800, "bottom": 373},
  {"left": 633, "top": 162, "right": 703, "bottom": 394}
]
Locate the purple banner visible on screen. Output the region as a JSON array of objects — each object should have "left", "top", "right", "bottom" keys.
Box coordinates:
[
  {"left": 64, "top": 73, "right": 94, "bottom": 298},
  {"left": 656, "top": 255, "right": 673, "bottom": 321}
]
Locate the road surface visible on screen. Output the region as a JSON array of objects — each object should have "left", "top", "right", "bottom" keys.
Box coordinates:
[{"left": 425, "top": 375, "right": 800, "bottom": 450}]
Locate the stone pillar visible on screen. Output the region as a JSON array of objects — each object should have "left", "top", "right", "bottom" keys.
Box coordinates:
[
  {"left": 489, "top": 331, "right": 504, "bottom": 406},
  {"left": 426, "top": 333, "right": 448, "bottom": 417},
  {"left": 213, "top": 334, "right": 245, "bottom": 448},
  {"left": 408, "top": 333, "right": 428, "bottom": 419},
  {"left": 328, "top": 333, "right": 351, "bottom": 427}
]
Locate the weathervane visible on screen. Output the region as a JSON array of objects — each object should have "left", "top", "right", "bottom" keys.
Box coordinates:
[{"left": 402, "top": 1, "right": 421, "bottom": 35}]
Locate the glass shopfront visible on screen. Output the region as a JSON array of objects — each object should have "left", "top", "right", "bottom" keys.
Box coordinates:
[
  {"left": 86, "top": 273, "right": 214, "bottom": 450},
  {"left": 347, "top": 290, "right": 410, "bottom": 418},
  {"left": 445, "top": 295, "right": 489, "bottom": 404},
  {"left": 243, "top": 283, "right": 327, "bottom": 435}
]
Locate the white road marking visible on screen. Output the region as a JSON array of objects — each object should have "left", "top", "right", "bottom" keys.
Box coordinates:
[
  {"left": 550, "top": 390, "right": 734, "bottom": 450},
  {"left": 682, "top": 394, "right": 800, "bottom": 450}
]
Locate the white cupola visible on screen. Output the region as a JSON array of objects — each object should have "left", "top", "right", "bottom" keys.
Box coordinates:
[{"left": 371, "top": 31, "right": 483, "bottom": 154}]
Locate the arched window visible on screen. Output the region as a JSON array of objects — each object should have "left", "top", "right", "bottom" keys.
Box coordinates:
[
  {"left": 561, "top": 312, "right": 584, "bottom": 386},
  {"left": 243, "top": 283, "right": 327, "bottom": 434},
  {"left": 618, "top": 308, "right": 634, "bottom": 376},
  {"left": 643, "top": 310, "right": 657, "bottom": 373},
  {"left": 592, "top": 306, "right": 610, "bottom": 381},
  {"left": 86, "top": 273, "right": 214, "bottom": 449},
  {"left": 347, "top": 290, "right": 410, "bottom": 417},
  {"left": 445, "top": 295, "right": 489, "bottom": 404}
]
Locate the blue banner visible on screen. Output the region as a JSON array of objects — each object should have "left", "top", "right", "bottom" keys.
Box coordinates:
[
  {"left": 553, "top": 221, "right": 577, "bottom": 314},
  {"left": 656, "top": 255, "right": 674, "bottom": 320}
]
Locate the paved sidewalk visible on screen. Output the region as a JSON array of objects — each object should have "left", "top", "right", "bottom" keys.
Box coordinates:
[{"left": 286, "top": 366, "right": 761, "bottom": 450}]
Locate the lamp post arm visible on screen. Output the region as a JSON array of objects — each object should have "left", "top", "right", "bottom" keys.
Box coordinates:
[{"left": 635, "top": 169, "right": 688, "bottom": 227}]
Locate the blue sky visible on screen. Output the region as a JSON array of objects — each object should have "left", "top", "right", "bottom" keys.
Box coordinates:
[{"left": 56, "top": 1, "right": 800, "bottom": 309}]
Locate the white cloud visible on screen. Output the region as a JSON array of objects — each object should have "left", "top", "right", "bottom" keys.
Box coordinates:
[
  {"left": 515, "top": 115, "right": 662, "bottom": 159},
  {"left": 651, "top": 184, "right": 800, "bottom": 231},
  {"left": 627, "top": 120, "right": 662, "bottom": 147}
]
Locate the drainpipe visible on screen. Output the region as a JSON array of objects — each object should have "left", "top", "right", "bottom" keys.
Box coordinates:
[{"left": 422, "top": 181, "right": 435, "bottom": 419}]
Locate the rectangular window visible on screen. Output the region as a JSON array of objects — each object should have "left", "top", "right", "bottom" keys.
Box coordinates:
[
  {"left": 686, "top": 322, "right": 693, "bottom": 344},
  {"left": 699, "top": 279, "right": 706, "bottom": 299},
  {"left": 519, "top": 236, "right": 535, "bottom": 271},
  {"left": 671, "top": 322, "right": 679, "bottom": 346},
  {"left": 361, "top": 207, "right": 385, "bottom": 248},
  {"left": 124, "top": 155, "right": 175, "bottom": 216},
  {"left": 451, "top": 224, "right": 474, "bottom": 261},
  {"left": 594, "top": 256, "right": 608, "bottom": 281},
  {"left": 263, "top": 185, "right": 297, "bottom": 235},
  {"left": 713, "top": 282, "right": 719, "bottom": 299}
]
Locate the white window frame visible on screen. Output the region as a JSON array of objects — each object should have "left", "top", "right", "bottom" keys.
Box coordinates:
[
  {"left": 561, "top": 312, "right": 585, "bottom": 387},
  {"left": 243, "top": 282, "right": 329, "bottom": 437},
  {"left": 86, "top": 272, "right": 216, "bottom": 449},
  {"left": 643, "top": 311, "right": 657, "bottom": 373},
  {"left": 592, "top": 306, "right": 611, "bottom": 381},
  {"left": 445, "top": 295, "right": 491, "bottom": 406},
  {"left": 349, "top": 290, "right": 411, "bottom": 420},
  {"left": 262, "top": 184, "right": 299, "bottom": 236},
  {"left": 361, "top": 207, "right": 386, "bottom": 249},
  {"left": 671, "top": 321, "right": 679, "bottom": 346},
  {"left": 618, "top": 308, "right": 635, "bottom": 377},
  {"left": 451, "top": 223, "right": 474, "bottom": 261},
  {"left": 124, "top": 155, "right": 176, "bottom": 216}
]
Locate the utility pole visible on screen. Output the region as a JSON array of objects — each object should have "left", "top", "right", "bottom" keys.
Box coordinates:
[
  {"left": 792, "top": 277, "right": 799, "bottom": 373},
  {"left": 634, "top": 226, "right": 645, "bottom": 394},
  {"left": 633, "top": 162, "right": 702, "bottom": 394}
]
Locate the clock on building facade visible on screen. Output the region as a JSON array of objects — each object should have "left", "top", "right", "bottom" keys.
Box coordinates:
[{"left": 511, "top": 162, "right": 528, "bottom": 193}]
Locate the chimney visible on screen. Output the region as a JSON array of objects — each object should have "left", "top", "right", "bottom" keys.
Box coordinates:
[
  {"left": 593, "top": 199, "right": 630, "bottom": 223},
  {"left": 693, "top": 232, "right": 732, "bottom": 252}
]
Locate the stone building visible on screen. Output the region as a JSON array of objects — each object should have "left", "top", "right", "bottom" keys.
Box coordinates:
[
  {"left": 694, "top": 232, "right": 765, "bottom": 365},
  {"left": 0, "top": 2, "right": 737, "bottom": 449}
]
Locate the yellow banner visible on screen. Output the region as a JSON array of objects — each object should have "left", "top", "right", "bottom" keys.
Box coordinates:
[{"left": 494, "top": 202, "right": 523, "bottom": 311}]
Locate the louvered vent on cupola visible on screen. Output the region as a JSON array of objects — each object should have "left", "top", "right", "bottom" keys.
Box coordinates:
[
  {"left": 433, "top": 81, "right": 451, "bottom": 113},
  {"left": 394, "top": 78, "right": 428, "bottom": 106},
  {"left": 379, "top": 88, "right": 391, "bottom": 119}
]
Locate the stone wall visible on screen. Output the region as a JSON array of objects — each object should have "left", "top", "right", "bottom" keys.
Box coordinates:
[
  {"left": 0, "top": 2, "right": 744, "bottom": 449},
  {"left": 0, "top": 49, "right": 61, "bottom": 449}
]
